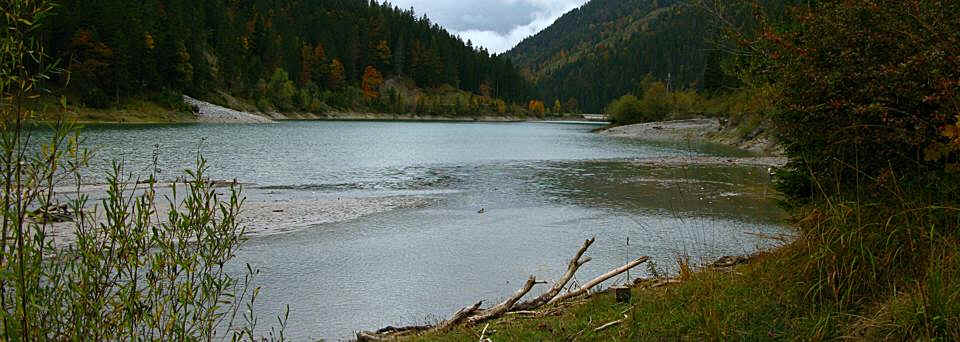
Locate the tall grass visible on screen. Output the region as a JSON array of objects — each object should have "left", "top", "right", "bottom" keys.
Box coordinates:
[
  {"left": 1, "top": 1, "right": 282, "bottom": 339},
  {"left": 780, "top": 167, "right": 960, "bottom": 338}
]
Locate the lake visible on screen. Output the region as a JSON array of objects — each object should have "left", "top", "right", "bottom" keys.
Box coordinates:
[{"left": 73, "top": 121, "right": 786, "bottom": 340}]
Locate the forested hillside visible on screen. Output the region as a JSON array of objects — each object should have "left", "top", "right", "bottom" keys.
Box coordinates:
[
  {"left": 44, "top": 0, "right": 530, "bottom": 116},
  {"left": 506, "top": 0, "right": 719, "bottom": 113}
]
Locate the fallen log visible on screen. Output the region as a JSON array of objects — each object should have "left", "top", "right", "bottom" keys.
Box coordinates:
[
  {"left": 375, "top": 325, "right": 432, "bottom": 335},
  {"left": 467, "top": 276, "right": 540, "bottom": 324},
  {"left": 356, "top": 239, "right": 650, "bottom": 340},
  {"left": 436, "top": 300, "right": 484, "bottom": 331},
  {"left": 548, "top": 256, "right": 650, "bottom": 305},
  {"left": 511, "top": 238, "right": 594, "bottom": 311},
  {"left": 356, "top": 331, "right": 391, "bottom": 341}
]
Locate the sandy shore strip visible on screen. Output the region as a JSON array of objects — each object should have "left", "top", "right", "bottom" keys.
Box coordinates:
[
  {"left": 241, "top": 196, "right": 428, "bottom": 237},
  {"left": 43, "top": 185, "right": 430, "bottom": 245}
]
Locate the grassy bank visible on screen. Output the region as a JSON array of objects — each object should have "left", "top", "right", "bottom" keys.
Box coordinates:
[
  {"left": 31, "top": 95, "right": 196, "bottom": 124},
  {"left": 31, "top": 89, "right": 544, "bottom": 125},
  {"left": 420, "top": 221, "right": 959, "bottom": 340}
]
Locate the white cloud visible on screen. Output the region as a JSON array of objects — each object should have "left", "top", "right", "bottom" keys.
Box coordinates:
[
  {"left": 456, "top": 0, "right": 587, "bottom": 53},
  {"left": 387, "top": 0, "right": 589, "bottom": 53}
]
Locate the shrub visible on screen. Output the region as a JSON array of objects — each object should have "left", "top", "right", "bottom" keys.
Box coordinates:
[
  {"left": 607, "top": 94, "right": 644, "bottom": 124},
  {"left": 0, "top": 2, "right": 281, "bottom": 339},
  {"left": 268, "top": 68, "right": 296, "bottom": 111},
  {"left": 81, "top": 86, "right": 111, "bottom": 109},
  {"left": 762, "top": 0, "right": 960, "bottom": 201}
]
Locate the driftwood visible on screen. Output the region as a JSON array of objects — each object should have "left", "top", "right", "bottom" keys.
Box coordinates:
[
  {"left": 356, "top": 330, "right": 395, "bottom": 341},
  {"left": 357, "top": 238, "right": 650, "bottom": 340},
  {"left": 548, "top": 257, "right": 650, "bottom": 305},
  {"left": 593, "top": 315, "right": 627, "bottom": 332},
  {"left": 512, "top": 238, "right": 594, "bottom": 311},
  {"left": 436, "top": 300, "right": 484, "bottom": 331},
  {"left": 375, "top": 325, "right": 431, "bottom": 335},
  {"left": 356, "top": 301, "right": 482, "bottom": 340},
  {"left": 467, "top": 276, "right": 540, "bottom": 324}
]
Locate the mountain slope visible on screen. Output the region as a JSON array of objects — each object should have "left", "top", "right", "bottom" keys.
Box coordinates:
[
  {"left": 44, "top": 0, "right": 531, "bottom": 114},
  {"left": 506, "top": 0, "right": 717, "bottom": 112}
]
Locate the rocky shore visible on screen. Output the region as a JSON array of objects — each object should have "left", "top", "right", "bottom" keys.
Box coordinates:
[
  {"left": 600, "top": 118, "right": 721, "bottom": 142},
  {"left": 600, "top": 118, "right": 784, "bottom": 164},
  {"left": 183, "top": 95, "right": 274, "bottom": 123}
]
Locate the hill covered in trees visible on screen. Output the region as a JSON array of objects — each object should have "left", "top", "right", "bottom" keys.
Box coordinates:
[
  {"left": 505, "top": 0, "right": 723, "bottom": 113},
  {"left": 43, "top": 0, "right": 531, "bottom": 117}
]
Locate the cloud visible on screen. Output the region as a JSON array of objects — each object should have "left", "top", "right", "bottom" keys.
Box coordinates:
[
  {"left": 386, "top": 0, "right": 588, "bottom": 53},
  {"left": 456, "top": 0, "right": 588, "bottom": 53}
]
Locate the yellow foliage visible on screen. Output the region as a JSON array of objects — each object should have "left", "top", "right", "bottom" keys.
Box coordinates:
[
  {"left": 361, "top": 66, "right": 383, "bottom": 100},
  {"left": 144, "top": 33, "right": 155, "bottom": 50},
  {"left": 528, "top": 100, "right": 545, "bottom": 116},
  {"left": 943, "top": 120, "right": 958, "bottom": 139}
]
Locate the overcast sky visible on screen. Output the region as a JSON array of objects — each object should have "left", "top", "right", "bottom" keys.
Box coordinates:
[{"left": 385, "top": 0, "right": 590, "bottom": 54}]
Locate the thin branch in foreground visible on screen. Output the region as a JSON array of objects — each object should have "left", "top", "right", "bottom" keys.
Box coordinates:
[
  {"left": 548, "top": 257, "right": 650, "bottom": 305},
  {"left": 512, "top": 237, "right": 594, "bottom": 311}
]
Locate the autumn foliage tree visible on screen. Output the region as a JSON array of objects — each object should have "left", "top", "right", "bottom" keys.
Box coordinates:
[
  {"left": 327, "top": 58, "right": 345, "bottom": 90},
  {"left": 760, "top": 0, "right": 960, "bottom": 201},
  {"left": 528, "top": 100, "right": 546, "bottom": 117},
  {"left": 361, "top": 66, "right": 384, "bottom": 100},
  {"left": 67, "top": 29, "right": 114, "bottom": 108}
]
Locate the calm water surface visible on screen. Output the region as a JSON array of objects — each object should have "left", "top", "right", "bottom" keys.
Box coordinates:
[{"left": 77, "top": 121, "right": 787, "bottom": 340}]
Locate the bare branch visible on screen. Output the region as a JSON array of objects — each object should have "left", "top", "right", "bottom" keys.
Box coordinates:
[
  {"left": 437, "top": 300, "right": 484, "bottom": 331},
  {"left": 512, "top": 237, "right": 594, "bottom": 311},
  {"left": 467, "top": 276, "right": 538, "bottom": 324},
  {"left": 548, "top": 257, "right": 650, "bottom": 305}
]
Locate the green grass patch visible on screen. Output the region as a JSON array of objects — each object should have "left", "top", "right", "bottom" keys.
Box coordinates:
[
  {"left": 418, "top": 220, "right": 960, "bottom": 341},
  {"left": 29, "top": 93, "right": 195, "bottom": 124}
]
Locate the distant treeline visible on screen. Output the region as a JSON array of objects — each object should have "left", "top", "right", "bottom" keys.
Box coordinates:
[
  {"left": 43, "top": 0, "right": 531, "bottom": 113},
  {"left": 506, "top": 0, "right": 715, "bottom": 113},
  {"left": 505, "top": 0, "right": 800, "bottom": 113}
]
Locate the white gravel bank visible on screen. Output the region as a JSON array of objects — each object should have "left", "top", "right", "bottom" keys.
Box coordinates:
[{"left": 183, "top": 95, "right": 273, "bottom": 123}]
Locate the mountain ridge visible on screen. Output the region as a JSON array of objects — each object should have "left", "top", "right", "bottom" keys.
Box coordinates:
[{"left": 506, "top": 0, "right": 717, "bottom": 112}]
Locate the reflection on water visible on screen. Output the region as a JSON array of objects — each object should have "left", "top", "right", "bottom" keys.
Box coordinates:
[{"left": 62, "top": 121, "right": 787, "bottom": 340}]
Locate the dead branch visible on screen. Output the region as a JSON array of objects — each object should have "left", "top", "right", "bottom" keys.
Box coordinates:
[
  {"left": 651, "top": 279, "right": 681, "bottom": 288},
  {"left": 374, "top": 325, "right": 432, "bottom": 335},
  {"left": 512, "top": 237, "right": 594, "bottom": 311},
  {"left": 548, "top": 257, "right": 650, "bottom": 305},
  {"left": 436, "top": 300, "right": 484, "bottom": 331},
  {"left": 593, "top": 314, "right": 627, "bottom": 332},
  {"left": 357, "top": 324, "right": 432, "bottom": 341},
  {"left": 356, "top": 330, "right": 391, "bottom": 341},
  {"left": 467, "top": 276, "right": 539, "bottom": 324},
  {"left": 478, "top": 323, "right": 492, "bottom": 342},
  {"left": 356, "top": 239, "right": 652, "bottom": 339}
]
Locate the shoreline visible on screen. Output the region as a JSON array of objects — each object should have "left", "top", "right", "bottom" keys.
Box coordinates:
[
  {"left": 39, "top": 96, "right": 595, "bottom": 125},
  {"left": 599, "top": 118, "right": 783, "bottom": 157},
  {"left": 48, "top": 114, "right": 591, "bottom": 125}
]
